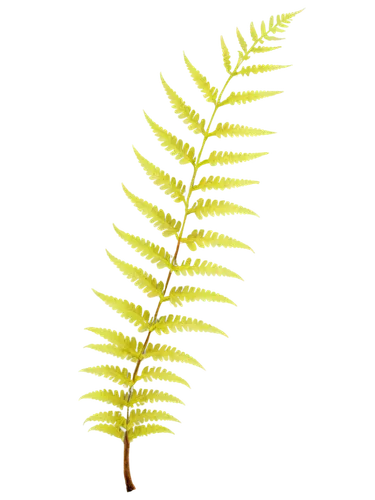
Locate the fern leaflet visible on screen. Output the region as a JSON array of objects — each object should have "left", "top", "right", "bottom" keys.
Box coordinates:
[
  {"left": 129, "top": 388, "right": 184, "bottom": 407},
  {"left": 220, "top": 90, "right": 282, "bottom": 106},
  {"left": 151, "top": 315, "right": 226, "bottom": 336},
  {"left": 236, "top": 64, "right": 290, "bottom": 76},
  {"left": 220, "top": 36, "right": 231, "bottom": 74},
  {"left": 207, "top": 150, "right": 267, "bottom": 166},
  {"left": 173, "top": 257, "right": 242, "bottom": 280},
  {"left": 193, "top": 176, "right": 259, "bottom": 192},
  {"left": 181, "top": 229, "right": 253, "bottom": 252},
  {"left": 184, "top": 53, "right": 218, "bottom": 104},
  {"left": 84, "top": 411, "right": 125, "bottom": 426},
  {"left": 128, "top": 424, "right": 173, "bottom": 442},
  {"left": 144, "top": 343, "right": 204, "bottom": 369},
  {"left": 89, "top": 424, "right": 124, "bottom": 440},
  {"left": 80, "top": 365, "right": 133, "bottom": 387},
  {"left": 128, "top": 409, "right": 180, "bottom": 427},
  {"left": 136, "top": 366, "right": 190, "bottom": 387},
  {"left": 188, "top": 198, "right": 258, "bottom": 219},
  {"left": 210, "top": 122, "right": 274, "bottom": 138},
  {"left": 168, "top": 286, "right": 236, "bottom": 307},
  {"left": 80, "top": 389, "right": 127, "bottom": 409}
]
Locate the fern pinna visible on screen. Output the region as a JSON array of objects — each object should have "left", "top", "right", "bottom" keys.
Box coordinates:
[{"left": 80, "top": 9, "right": 303, "bottom": 492}]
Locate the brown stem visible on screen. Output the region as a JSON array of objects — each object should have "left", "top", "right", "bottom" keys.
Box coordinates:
[{"left": 120, "top": 432, "right": 138, "bottom": 494}]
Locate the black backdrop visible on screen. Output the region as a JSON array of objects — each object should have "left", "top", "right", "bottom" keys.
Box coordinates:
[{"left": 54, "top": 0, "right": 316, "bottom": 499}]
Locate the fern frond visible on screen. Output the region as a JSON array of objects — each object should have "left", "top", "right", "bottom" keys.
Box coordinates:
[
  {"left": 207, "top": 150, "right": 267, "bottom": 166},
  {"left": 82, "top": 9, "right": 303, "bottom": 485},
  {"left": 144, "top": 343, "right": 204, "bottom": 369},
  {"left": 80, "top": 365, "right": 132, "bottom": 387},
  {"left": 92, "top": 290, "right": 151, "bottom": 332},
  {"left": 84, "top": 411, "right": 125, "bottom": 426},
  {"left": 80, "top": 389, "right": 127, "bottom": 409},
  {"left": 217, "top": 33, "right": 234, "bottom": 74},
  {"left": 122, "top": 185, "right": 181, "bottom": 237},
  {"left": 193, "top": 176, "right": 258, "bottom": 192},
  {"left": 173, "top": 257, "right": 242, "bottom": 280},
  {"left": 88, "top": 424, "right": 124, "bottom": 440},
  {"left": 236, "top": 64, "right": 290, "bottom": 76},
  {"left": 133, "top": 148, "right": 186, "bottom": 203},
  {"left": 128, "top": 424, "right": 173, "bottom": 442},
  {"left": 129, "top": 388, "right": 184, "bottom": 407},
  {"left": 220, "top": 90, "right": 282, "bottom": 106},
  {"left": 136, "top": 366, "right": 190, "bottom": 388},
  {"left": 181, "top": 229, "right": 253, "bottom": 252},
  {"left": 113, "top": 226, "right": 172, "bottom": 270},
  {"left": 188, "top": 198, "right": 258, "bottom": 219},
  {"left": 160, "top": 75, "right": 206, "bottom": 135},
  {"left": 168, "top": 286, "right": 236, "bottom": 307},
  {"left": 128, "top": 409, "right": 180, "bottom": 427},
  {"left": 106, "top": 251, "right": 164, "bottom": 299},
  {"left": 151, "top": 315, "right": 225, "bottom": 336},
  {"left": 211, "top": 122, "right": 274, "bottom": 138},
  {"left": 144, "top": 112, "right": 196, "bottom": 165},
  {"left": 183, "top": 53, "right": 218, "bottom": 104}
]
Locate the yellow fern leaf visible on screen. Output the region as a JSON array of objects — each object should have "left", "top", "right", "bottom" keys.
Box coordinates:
[
  {"left": 128, "top": 409, "right": 180, "bottom": 428},
  {"left": 92, "top": 290, "right": 151, "bottom": 332},
  {"left": 246, "top": 18, "right": 261, "bottom": 47},
  {"left": 128, "top": 424, "right": 173, "bottom": 442},
  {"left": 136, "top": 366, "right": 190, "bottom": 387},
  {"left": 258, "top": 18, "right": 267, "bottom": 40},
  {"left": 173, "top": 257, "right": 242, "bottom": 280},
  {"left": 81, "top": 324, "right": 143, "bottom": 362},
  {"left": 236, "top": 64, "right": 291, "bottom": 76},
  {"left": 81, "top": 341, "right": 137, "bottom": 363},
  {"left": 160, "top": 74, "right": 206, "bottom": 135},
  {"left": 106, "top": 251, "right": 164, "bottom": 299},
  {"left": 184, "top": 53, "right": 218, "bottom": 104},
  {"left": 129, "top": 388, "right": 184, "bottom": 407},
  {"left": 80, "top": 365, "right": 133, "bottom": 387},
  {"left": 220, "top": 90, "right": 282, "bottom": 106},
  {"left": 89, "top": 423, "right": 124, "bottom": 440},
  {"left": 133, "top": 148, "right": 186, "bottom": 203},
  {"left": 85, "top": 327, "right": 132, "bottom": 348},
  {"left": 188, "top": 198, "right": 258, "bottom": 219},
  {"left": 218, "top": 33, "right": 234, "bottom": 74},
  {"left": 233, "top": 24, "right": 250, "bottom": 63},
  {"left": 144, "top": 342, "right": 204, "bottom": 369},
  {"left": 168, "top": 286, "right": 236, "bottom": 307},
  {"left": 113, "top": 225, "right": 172, "bottom": 270},
  {"left": 80, "top": 389, "right": 127, "bottom": 409},
  {"left": 151, "top": 314, "right": 226, "bottom": 336},
  {"left": 193, "top": 176, "right": 259, "bottom": 192},
  {"left": 207, "top": 151, "right": 267, "bottom": 166},
  {"left": 252, "top": 42, "right": 284, "bottom": 57},
  {"left": 84, "top": 411, "right": 125, "bottom": 426},
  {"left": 122, "top": 185, "right": 181, "bottom": 237},
  {"left": 144, "top": 112, "right": 196, "bottom": 165},
  {"left": 210, "top": 122, "right": 274, "bottom": 138},
  {"left": 181, "top": 229, "right": 253, "bottom": 252}
]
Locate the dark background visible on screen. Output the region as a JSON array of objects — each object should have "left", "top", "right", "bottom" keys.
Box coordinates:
[{"left": 51, "top": 0, "right": 318, "bottom": 499}]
